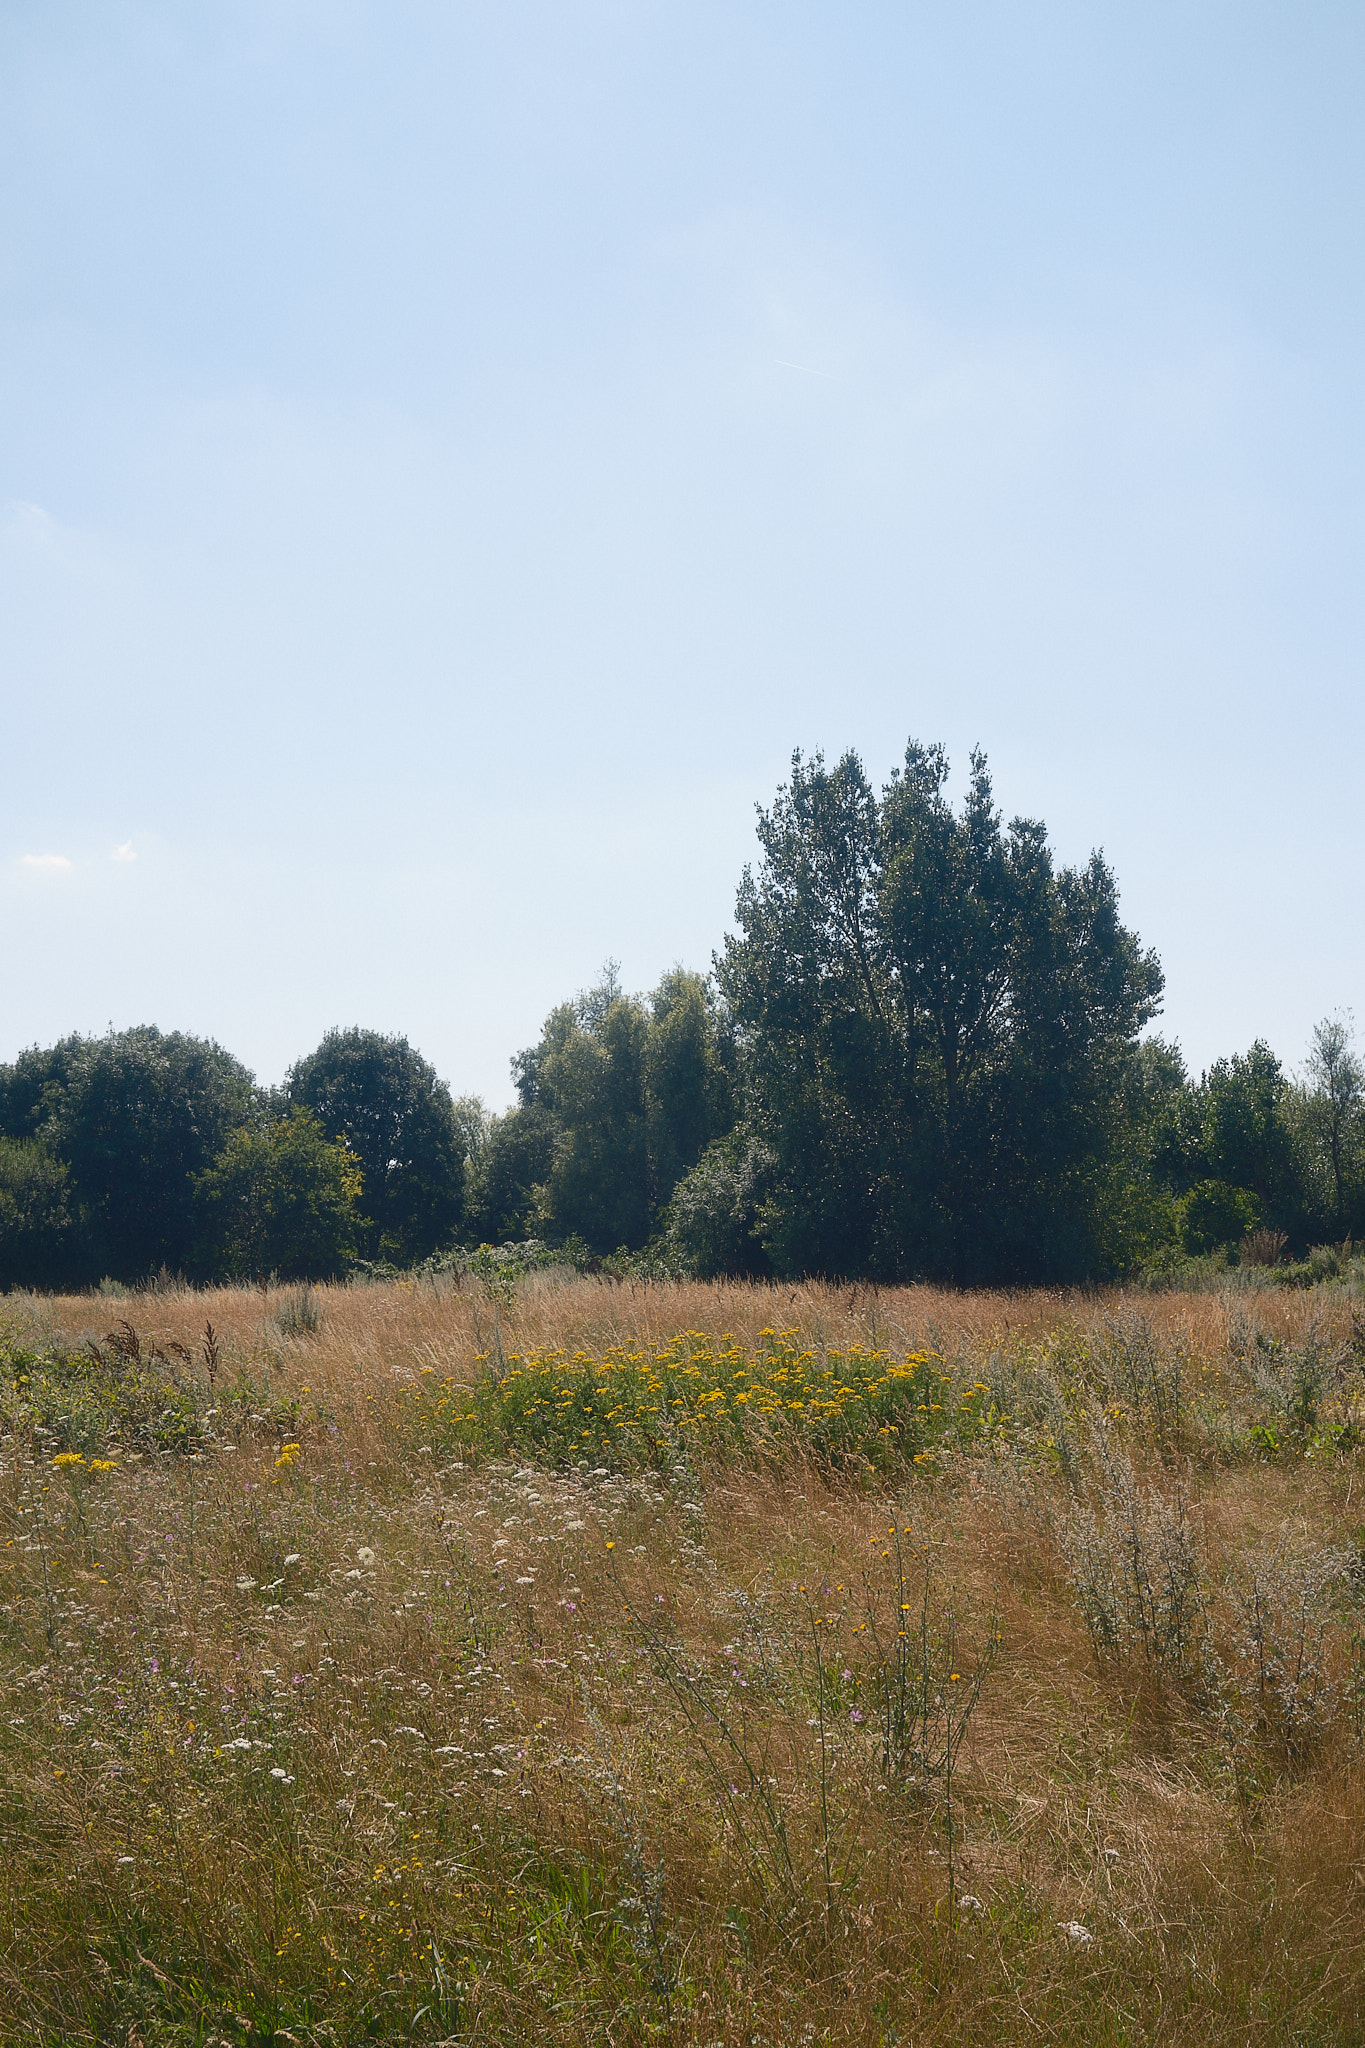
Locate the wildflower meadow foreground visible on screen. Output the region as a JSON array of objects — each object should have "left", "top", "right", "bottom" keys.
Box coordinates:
[{"left": 3, "top": 1272, "right": 1365, "bottom": 2044}]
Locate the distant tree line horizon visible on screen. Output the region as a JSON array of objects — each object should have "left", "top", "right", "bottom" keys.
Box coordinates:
[{"left": 3, "top": 739, "right": 1363, "bottom": 1292}]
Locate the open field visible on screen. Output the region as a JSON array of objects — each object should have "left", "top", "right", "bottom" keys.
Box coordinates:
[{"left": 3, "top": 1274, "right": 1365, "bottom": 2045}]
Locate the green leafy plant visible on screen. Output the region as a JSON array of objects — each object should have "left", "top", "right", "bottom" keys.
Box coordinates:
[
  {"left": 412, "top": 1329, "right": 995, "bottom": 1473},
  {"left": 1, "top": 1319, "right": 210, "bottom": 1458},
  {"left": 196, "top": 1109, "right": 362, "bottom": 1282}
]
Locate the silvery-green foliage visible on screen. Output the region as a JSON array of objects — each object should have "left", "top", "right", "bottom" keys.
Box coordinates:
[
  {"left": 1061, "top": 1425, "right": 1205, "bottom": 1671},
  {"left": 274, "top": 1285, "right": 322, "bottom": 1338},
  {"left": 1090, "top": 1310, "right": 1188, "bottom": 1451},
  {"left": 1230, "top": 1313, "right": 1339, "bottom": 1438},
  {"left": 998, "top": 1353, "right": 1080, "bottom": 1479},
  {"left": 1217, "top": 1544, "right": 1347, "bottom": 1765}
]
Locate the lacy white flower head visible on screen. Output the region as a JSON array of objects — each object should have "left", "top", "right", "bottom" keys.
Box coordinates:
[
  {"left": 957, "top": 1894, "right": 986, "bottom": 1915},
  {"left": 356, "top": 1546, "right": 376, "bottom": 1566},
  {"left": 1058, "top": 1921, "right": 1093, "bottom": 1944}
]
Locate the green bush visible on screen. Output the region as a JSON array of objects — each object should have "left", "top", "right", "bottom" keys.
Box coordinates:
[
  {"left": 0, "top": 1320, "right": 211, "bottom": 1459},
  {"left": 1182, "top": 1180, "right": 1261, "bottom": 1254},
  {"left": 0, "top": 1138, "right": 77, "bottom": 1291},
  {"left": 194, "top": 1108, "right": 362, "bottom": 1281},
  {"left": 664, "top": 1131, "right": 774, "bottom": 1277},
  {"left": 411, "top": 1329, "right": 998, "bottom": 1473},
  {"left": 0, "top": 1025, "right": 259, "bottom": 1282},
  {"left": 287, "top": 1027, "right": 467, "bottom": 1263}
]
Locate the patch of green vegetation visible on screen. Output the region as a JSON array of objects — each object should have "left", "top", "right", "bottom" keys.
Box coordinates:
[
  {"left": 0, "top": 1319, "right": 212, "bottom": 1458},
  {"left": 411, "top": 1328, "right": 1002, "bottom": 1472}
]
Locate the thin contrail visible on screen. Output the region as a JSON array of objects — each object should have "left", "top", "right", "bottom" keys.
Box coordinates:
[{"left": 774, "top": 358, "right": 838, "bottom": 379}]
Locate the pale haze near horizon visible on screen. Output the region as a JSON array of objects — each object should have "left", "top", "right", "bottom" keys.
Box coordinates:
[{"left": 3, "top": 2, "right": 1362, "bottom": 1109}]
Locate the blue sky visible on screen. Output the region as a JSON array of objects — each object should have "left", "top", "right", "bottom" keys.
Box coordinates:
[{"left": 4, "top": 1, "right": 1363, "bottom": 1105}]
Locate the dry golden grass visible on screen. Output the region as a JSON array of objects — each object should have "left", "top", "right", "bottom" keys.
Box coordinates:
[{"left": 2, "top": 1275, "right": 1364, "bottom": 2045}]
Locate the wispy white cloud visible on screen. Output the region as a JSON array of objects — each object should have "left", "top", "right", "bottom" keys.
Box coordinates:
[
  {"left": 112, "top": 840, "right": 136, "bottom": 863},
  {"left": 20, "top": 852, "right": 74, "bottom": 872}
]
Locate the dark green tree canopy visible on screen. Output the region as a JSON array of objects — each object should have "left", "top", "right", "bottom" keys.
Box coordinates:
[
  {"left": 0, "top": 1138, "right": 77, "bottom": 1292},
  {"left": 713, "top": 741, "right": 1164, "bottom": 1281},
  {"left": 0, "top": 1026, "right": 259, "bottom": 1282},
  {"left": 646, "top": 968, "right": 735, "bottom": 1203},
  {"left": 194, "top": 1108, "right": 362, "bottom": 1281},
  {"left": 1199, "top": 1043, "right": 1293, "bottom": 1204},
  {"left": 497, "top": 965, "right": 733, "bottom": 1255},
  {"left": 1301, "top": 1014, "right": 1365, "bottom": 1238},
  {"left": 6, "top": 743, "right": 1362, "bottom": 1293},
  {"left": 1150, "top": 1041, "right": 1300, "bottom": 1228},
  {"left": 287, "top": 1028, "right": 465, "bottom": 1264},
  {"left": 525, "top": 980, "right": 653, "bottom": 1251},
  {"left": 0, "top": 1034, "right": 85, "bottom": 1143},
  {"left": 465, "top": 1101, "right": 558, "bottom": 1246}
]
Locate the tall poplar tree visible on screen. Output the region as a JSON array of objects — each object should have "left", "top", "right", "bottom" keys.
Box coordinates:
[{"left": 713, "top": 742, "right": 1164, "bottom": 1281}]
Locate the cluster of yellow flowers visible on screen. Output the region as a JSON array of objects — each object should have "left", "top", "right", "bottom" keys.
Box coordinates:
[{"left": 420, "top": 1328, "right": 1000, "bottom": 1468}]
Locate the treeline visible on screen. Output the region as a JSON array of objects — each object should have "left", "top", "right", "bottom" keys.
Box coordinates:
[{"left": 3, "top": 740, "right": 1363, "bottom": 1290}]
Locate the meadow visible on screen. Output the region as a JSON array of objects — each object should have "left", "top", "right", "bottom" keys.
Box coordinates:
[{"left": 2, "top": 1271, "right": 1365, "bottom": 2045}]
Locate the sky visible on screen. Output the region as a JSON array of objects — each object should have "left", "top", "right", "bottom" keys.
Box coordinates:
[{"left": 3, "top": 1, "right": 1363, "bottom": 1107}]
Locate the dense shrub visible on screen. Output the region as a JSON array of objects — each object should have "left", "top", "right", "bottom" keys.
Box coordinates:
[
  {"left": 288, "top": 1028, "right": 466, "bottom": 1264},
  {"left": 0, "top": 1027, "right": 259, "bottom": 1283},
  {"left": 1183, "top": 1180, "right": 1261, "bottom": 1254},
  {"left": 194, "top": 1108, "right": 363, "bottom": 1281},
  {"left": 0, "top": 1138, "right": 77, "bottom": 1291}
]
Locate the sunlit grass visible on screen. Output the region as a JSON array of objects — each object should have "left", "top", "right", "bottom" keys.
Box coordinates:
[{"left": 1, "top": 1275, "right": 1364, "bottom": 2043}]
